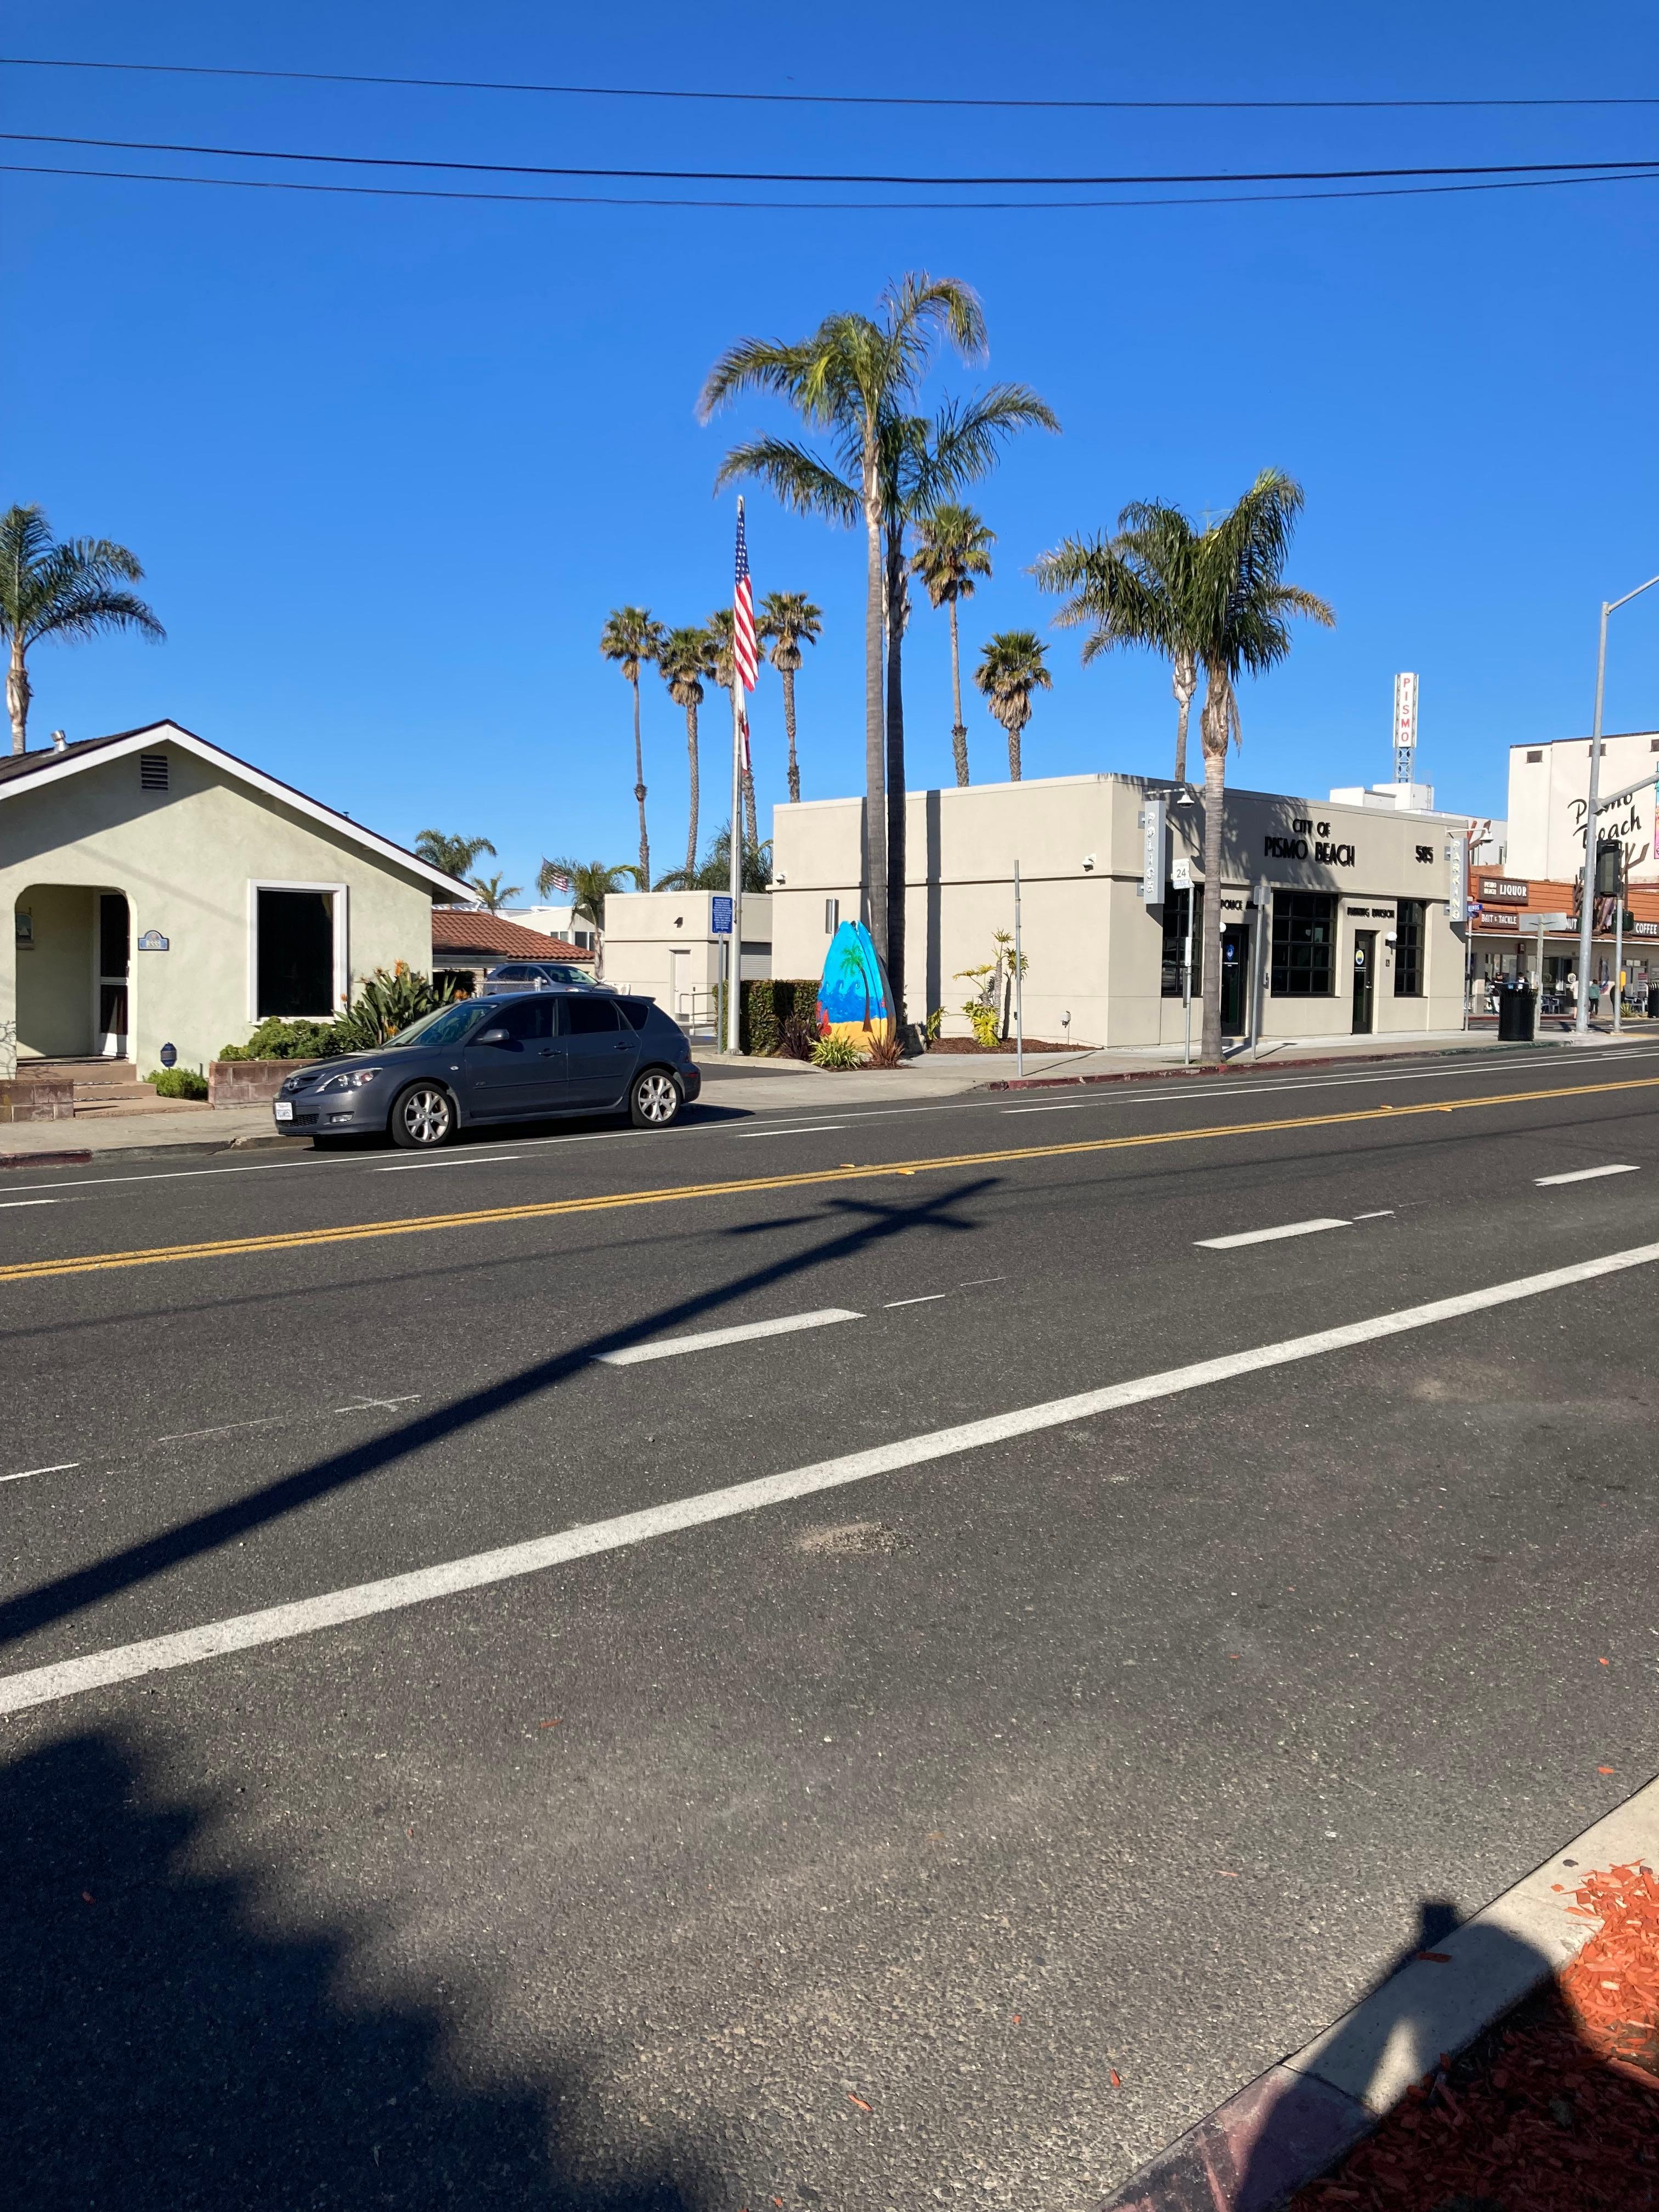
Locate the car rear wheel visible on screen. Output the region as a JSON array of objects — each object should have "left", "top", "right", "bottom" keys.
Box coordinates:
[
  {"left": 390, "top": 1082, "right": 456, "bottom": 1149},
  {"left": 630, "top": 1068, "right": 682, "bottom": 1128}
]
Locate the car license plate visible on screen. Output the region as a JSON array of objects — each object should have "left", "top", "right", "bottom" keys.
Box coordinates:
[{"left": 273, "top": 1100, "right": 294, "bottom": 1121}]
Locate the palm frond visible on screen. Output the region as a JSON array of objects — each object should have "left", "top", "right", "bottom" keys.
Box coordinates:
[{"left": 714, "top": 436, "right": 858, "bottom": 526}]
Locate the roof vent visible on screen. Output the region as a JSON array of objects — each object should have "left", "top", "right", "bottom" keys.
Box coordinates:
[
  {"left": 50, "top": 729, "right": 67, "bottom": 752},
  {"left": 139, "top": 752, "right": 168, "bottom": 791}
]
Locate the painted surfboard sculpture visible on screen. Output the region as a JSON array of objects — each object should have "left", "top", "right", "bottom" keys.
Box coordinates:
[{"left": 816, "top": 921, "right": 894, "bottom": 1051}]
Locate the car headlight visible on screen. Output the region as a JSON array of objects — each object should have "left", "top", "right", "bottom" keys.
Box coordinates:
[{"left": 314, "top": 1068, "right": 382, "bottom": 1094}]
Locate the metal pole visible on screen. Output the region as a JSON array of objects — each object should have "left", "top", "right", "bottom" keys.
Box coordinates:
[
  {"left": 1575, "top": 600, "right": 1609, "bottom": 1036},
  {"left": 1013, "top": 857, "right": 1024, "bottom": 1080},
  {"left": 1182, "top": 891, "right": 1192, "bottom": 1067},
  {"left": 1536, "top": 915, "right": 1547, "bottom": 1031},
  {"left": 1614, "top": 842, "right": 1626, "bottom": 1034}
]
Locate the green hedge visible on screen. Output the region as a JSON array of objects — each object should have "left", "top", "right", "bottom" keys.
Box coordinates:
[{"left": 739, "top": 978, "right": 820, "bottom": 1054}]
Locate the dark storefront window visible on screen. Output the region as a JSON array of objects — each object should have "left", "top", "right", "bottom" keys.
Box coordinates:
[
  {"left": 1160, "top": 886, "right": 1203, "bottom": 997},
  {"left": 1269, "top": 892, "right": 1336, "bottom": 996},
  {"left": 1393, "top": 899, "right": 1425, "bottom": 996}
]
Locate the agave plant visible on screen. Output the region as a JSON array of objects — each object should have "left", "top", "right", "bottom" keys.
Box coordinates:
[{"left": 330, "top": 964, "right": 463, "bottom": 1053}]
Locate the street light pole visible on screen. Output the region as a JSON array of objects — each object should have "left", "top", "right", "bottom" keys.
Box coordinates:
[{"left": 1575, "top": 573, "right": 1659, "bottom": 1037}]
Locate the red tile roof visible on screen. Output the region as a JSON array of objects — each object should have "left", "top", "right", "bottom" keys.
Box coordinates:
[{"left": 431, "top": 909, "right": 595, "bottom": 961}]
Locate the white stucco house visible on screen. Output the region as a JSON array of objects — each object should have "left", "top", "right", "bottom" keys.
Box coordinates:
[{"left": 0, "top": 719, "right": 467, "bottom": 1080}]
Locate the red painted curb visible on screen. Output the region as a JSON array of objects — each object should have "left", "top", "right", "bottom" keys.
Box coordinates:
[
  {"left": 1100, "top": 2062, "right": 1372, "bottom": 2212},
  {"left": 0, "top": 1148, "right": 93, "bottom": 1170}
]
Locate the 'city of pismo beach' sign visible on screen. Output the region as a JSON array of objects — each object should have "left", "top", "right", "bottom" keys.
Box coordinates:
[{"left": 1263, "top": 815, "right": 1356, "bottom": 866}]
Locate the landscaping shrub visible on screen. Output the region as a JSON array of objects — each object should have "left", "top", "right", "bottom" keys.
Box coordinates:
[
  {"left": 217, "top": 1017, "right": 339, "bottom": 1062},
  {"left": 331, "top": 963, "right": 462, "bottom": 1052},
  {"left": 740, "top": 979, "right": 823, "bottom": 1056},
  {"left": 811, "top": 1033, "right": 861, "bottom": 1069},
  {"left": 146, "top": 1066, "right": 209, "bottom": 1099},
  {"left": 865, "top": 1034, "right": 904, "bottom": 1068}
]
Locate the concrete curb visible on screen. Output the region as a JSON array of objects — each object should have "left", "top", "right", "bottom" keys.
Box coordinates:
[
  {"left": 0, "top": 1132, "right": 292, "bottom": 1172},
  {"left": 0, "top": 1148, "right": 94, "bottom": 1171},
  {"left": 981, "top": 1041, "right": 1591, "bottom": 1094},
  {"left": 1101, "top": 1770, "right": 1659, "bottom": 2211}
]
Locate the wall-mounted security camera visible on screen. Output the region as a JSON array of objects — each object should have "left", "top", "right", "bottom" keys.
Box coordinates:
[
  {"left": 1385, "top": 930, "right": 1398, "bottom": 945},
  {"left": 1081, "top": 853, "right": 1097, "bottom": 872},
  {"left": 771, "top": 873, "right": 786, "bottom": 886}
]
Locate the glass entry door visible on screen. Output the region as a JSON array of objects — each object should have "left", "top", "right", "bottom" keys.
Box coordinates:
[
  {"left": 1220, "top": 924, "right": 1250, "bottom": 1035},
  {"left": 1351, "top": 930, "right": 1376, "bottom": 1035},
  {"left": 97, "top": 893, "right": 130, "bottom": 1058}
]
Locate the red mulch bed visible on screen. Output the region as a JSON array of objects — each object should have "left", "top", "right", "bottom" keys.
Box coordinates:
[
  {"left": 1291, "top": 1863, "right": 1659, "bottom": 2210},
  {"left": 921, "top": 1037, "right": 1076, "bottom": 1054}
]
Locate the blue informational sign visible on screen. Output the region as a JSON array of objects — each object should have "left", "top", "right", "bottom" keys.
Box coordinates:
[
  {"left": 710, "top": 895, "right": 733, "bottom": 936},
  {"left": 159, "top": 1042, "right": 178, "bottom": 1068}
]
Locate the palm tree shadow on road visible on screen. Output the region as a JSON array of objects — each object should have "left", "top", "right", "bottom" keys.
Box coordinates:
[
  {"left": 2, "top": 1730, "right": 707, "bottom": 2210},
  {"left": 0, "top": 1180, "right": 995, "bottom": 1652}
]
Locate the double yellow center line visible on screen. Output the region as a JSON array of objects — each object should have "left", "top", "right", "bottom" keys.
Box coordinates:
[{"left": 3, "top": 1071, "right": 1655, "bottom": 1286}]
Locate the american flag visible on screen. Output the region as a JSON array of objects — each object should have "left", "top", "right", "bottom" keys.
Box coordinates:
[{"left": 733, "top": 498, "right": 758, "bottom": 692}]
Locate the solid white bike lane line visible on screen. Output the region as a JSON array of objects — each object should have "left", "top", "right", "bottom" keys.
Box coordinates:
[{"left": 5, "top": 1237, "right": 1659, "bottom": 1717}]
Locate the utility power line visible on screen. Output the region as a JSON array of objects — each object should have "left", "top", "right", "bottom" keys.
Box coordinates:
[
  {"left": 5, "top": 128, "right": 1658, "bottom": 190},
  {"left": 2, "top": 53, "right": 1656, "bottom": 112},
  {"left": 7, "top": 158, "right": 1657, "bottom": 213}
]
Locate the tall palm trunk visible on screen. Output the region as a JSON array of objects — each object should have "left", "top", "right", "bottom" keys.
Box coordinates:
[
  {"left": 1006, "top": 710, "right": 1024, "bottom": 782},
  {"left": 742, "top": 755, "right": 759, "bottom": 860},
  {"left": 1199, "top": 667, "right": 1231, "bottom": 1065},
  {"left": 683, "top": 699, "right": 700, "bottom": 880},
  {"left": 1172, "top": 647, "right": 1196, "bottom": 785},
  {"left": 7, "top": 639, "right": 30, "bottom": 755},
  {"left": 861, "top": 434, "right": 888, "bottom": 963},
  {"left": 884, "top": 534, "right": 908, "bottom": 1021},
  {"left": 781, "top": 664, "right": 801, "bottom": 804},
  {"left": 948, "top": 598, "right": 969, "bottom": 786},
  {"left": 630, "top": 673, "right": 650, "bottom": 887}
]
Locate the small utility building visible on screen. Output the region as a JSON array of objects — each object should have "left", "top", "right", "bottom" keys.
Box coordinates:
[{"left": 1, "top": 720, "right": 466, "bottom": 1077}]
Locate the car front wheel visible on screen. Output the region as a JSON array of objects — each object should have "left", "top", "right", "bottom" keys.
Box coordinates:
[
  {"left": 390, "top": 1082, "right": 456, "bottom": 1149},
  {"left": 630, "top": 1068, "right": 683, "bottom": 1128}
]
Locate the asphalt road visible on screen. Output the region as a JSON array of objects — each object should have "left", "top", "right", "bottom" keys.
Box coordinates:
[{"left": 4, "top": 1043, "right": 1659, "bottom": 2209}]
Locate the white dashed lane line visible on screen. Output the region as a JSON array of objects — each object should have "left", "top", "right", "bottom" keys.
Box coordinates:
[
  {"left": 1536, "top": 1164, "right": 1641, "bottom": 1186},
  {"left": 597, "top": 1308, "right": 863, "bottom": 1365},
  {"left": 1196, "top": 1217, "right": 1351, "bottom": 1250},
  {"left": 0, "top": 1461, "right": 80, "bottom": 1486}
]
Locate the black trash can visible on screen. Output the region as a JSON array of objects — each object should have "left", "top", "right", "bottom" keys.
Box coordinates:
[{"left": 1497, "top": 980, "right": 1536, "bottom": 1042}]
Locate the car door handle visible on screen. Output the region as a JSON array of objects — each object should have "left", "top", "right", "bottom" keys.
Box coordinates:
[{"left": 614, "top": 1041, "right": 631, "bottom": 1051}]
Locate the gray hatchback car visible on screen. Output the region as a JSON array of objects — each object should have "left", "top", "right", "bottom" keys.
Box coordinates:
[{"left": 272, "top": 989, "right": 701, "bottom": 1149}]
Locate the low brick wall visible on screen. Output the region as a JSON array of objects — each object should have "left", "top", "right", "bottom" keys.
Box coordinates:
[
  {"left": 208, "top": 1058, "right": 320, "bottom": 1108},
  {"left": 0, "top": 1080, "right": 77, "bottom": 1123}
]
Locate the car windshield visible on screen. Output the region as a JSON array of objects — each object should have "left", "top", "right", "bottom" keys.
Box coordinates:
[{"left": 386, "top": 1002, "right": 486, "bottom": 1049}]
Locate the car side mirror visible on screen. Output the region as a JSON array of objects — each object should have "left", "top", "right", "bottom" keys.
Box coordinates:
[{"left": 476, "top": 1027, "right": 509, "bottom": 1045}]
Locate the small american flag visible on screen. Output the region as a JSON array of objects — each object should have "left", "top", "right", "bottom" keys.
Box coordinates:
[{"left": 733, "top": 498, "right": 758, "bottom": 692}]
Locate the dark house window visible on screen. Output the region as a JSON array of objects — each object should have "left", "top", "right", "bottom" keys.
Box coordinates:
[
  {"left": 1394, "top": 899, "right": 1425, "bottom": 996},
  {"left": 1269, "top": 892, "right": 1336, "bottom": 996},
  {"left": 1160, "top": 887, "right": 1203, "bottom": 996},
  {"left": 256, "top": 889, "right": 335, "bottom": 1017},
  {"left": 139, "top": 752, "right": 169, "bottom": 791}
]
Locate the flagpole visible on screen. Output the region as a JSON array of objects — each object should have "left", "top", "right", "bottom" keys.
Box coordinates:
[{"left": 726, "top": 498, "right": 747, "bottom": 1056}]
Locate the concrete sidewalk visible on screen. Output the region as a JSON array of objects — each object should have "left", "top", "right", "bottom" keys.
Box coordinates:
[{"left": 0, "top": 1022, "right": 1646, "bottom": 1166}]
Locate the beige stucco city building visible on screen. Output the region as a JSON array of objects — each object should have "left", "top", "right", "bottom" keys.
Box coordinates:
[
  {"left": 768, "top": 772, "right": 1468, "bottom": 1047},
  {"left": 1, "top": 720, "right": 465, "bottom": 1080}
]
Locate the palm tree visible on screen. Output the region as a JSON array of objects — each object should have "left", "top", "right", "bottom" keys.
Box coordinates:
[
  {"left": 599, "top": 606, "right": 666, "bottom": 889},
  {"left": 1034, "top": 503, "right": 1201, "bottom": 783},
  {"left": 698, "top": 273, "right": 988, "bottom": 993},
  {"left": 654, "top": 820, "right": 771, "bottom": 894},
  {"left": 1044, "top": 474, "right": 1334, "bottom": 1062},
  {"left": 973, "top": 632, "right": 1052, "bottom": 782},
  {"left": 706, "top": 607, "right": 761, "bottom": 859},
  {"left": 1, "top": 503, "right": 165, "bottom": 754},
  {"left": 910, "top": 504, "right": 994, "bottom": 787},
  {"left": 757, "top": 590, "right": 821, "bottom": 804},
  {"left": 414, "top": 830, "right": 496, "bottom": 884},
  {"left": 657, "top": 625, "right": 714, "bottom": 880},
  {"left": 468, "top": 872, "right": 521, "bottom": 913},
  {"left": 710, "top": 374, "right": 1056, "bottom": 1012},
  {"left": 536, "top": 856, "right": 644, "bottom": 971}
]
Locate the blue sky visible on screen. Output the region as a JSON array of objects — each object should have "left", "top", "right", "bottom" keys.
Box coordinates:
[{"left": 8, "top": 2, "right": 1659, "bottom": 893}]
